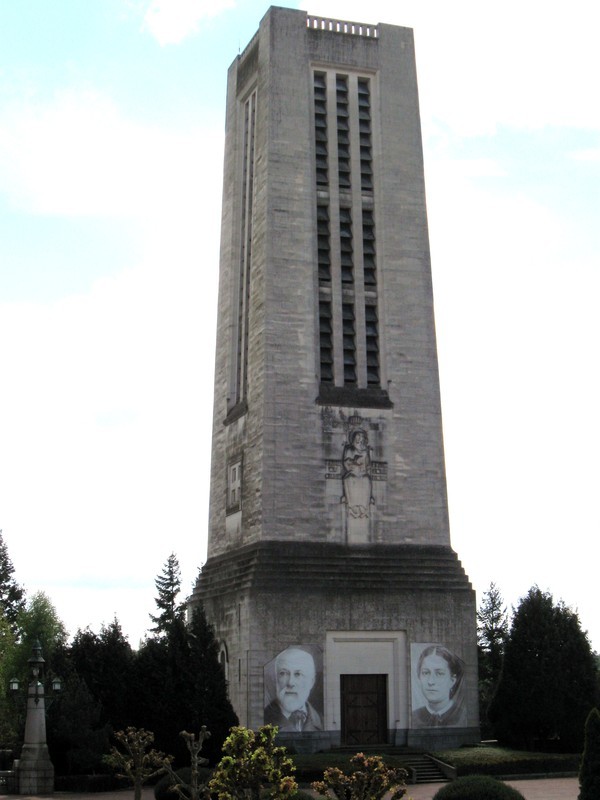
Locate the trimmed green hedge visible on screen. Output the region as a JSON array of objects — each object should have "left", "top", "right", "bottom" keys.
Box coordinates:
[{"left": 433, "top": 746, "right": 580, "bottom": 777}]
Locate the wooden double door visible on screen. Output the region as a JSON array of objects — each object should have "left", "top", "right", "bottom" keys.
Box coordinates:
[{"left": 340, "top": 674, "right": 388, "bottom": 745}]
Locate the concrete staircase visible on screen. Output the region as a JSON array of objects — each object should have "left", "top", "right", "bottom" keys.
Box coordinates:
[{"left": 400, "top": 753, "right": 449, "bottom": 784}]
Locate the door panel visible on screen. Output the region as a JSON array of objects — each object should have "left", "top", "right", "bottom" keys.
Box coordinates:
[{"left": 340, "top": 674, "right": 387, "bottom": 745}]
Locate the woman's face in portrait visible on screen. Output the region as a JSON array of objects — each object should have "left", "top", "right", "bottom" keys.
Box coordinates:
[{"left": 419, "top": 653, "right": 456, "bottom": 709}]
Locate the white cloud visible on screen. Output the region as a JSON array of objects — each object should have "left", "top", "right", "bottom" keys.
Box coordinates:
[
  {"left": 424, "top": 146, "right": 600, "bottom": 643},
  {"left": 0, "top": 242, "right": 218, "bottom": 641},
  {"left": 301, "top": 0, "right": 600, "bottom": 135},
  {"left": 143, "top": 0, "right": 236, "bottom": 45},
  {"left": 0, "top": 84, "right": 223, "bottom": 640},
  {"left": 570, "top": 147, "right": 600, "bottom": 162},
  {"left": 0, "top": 89, "right": 224, "bottom": 224}
]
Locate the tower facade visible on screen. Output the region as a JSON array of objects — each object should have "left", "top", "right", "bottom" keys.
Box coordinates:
[{"left": 191, "top": 7, "right": 479, "bottom": 750}]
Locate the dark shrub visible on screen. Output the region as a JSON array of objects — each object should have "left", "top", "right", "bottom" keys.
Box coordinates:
[
  {"left": 154, "top": 767, "right": 213, "bottom": 800},
  {"left": 432, "top": 775, "right": 526, "bottom": 800},
  {"left": 579, "top": 707, "right": 600, "bottom": 800},
  {"left": 55, "top": 774, "right": 128, "bottom": 792}
]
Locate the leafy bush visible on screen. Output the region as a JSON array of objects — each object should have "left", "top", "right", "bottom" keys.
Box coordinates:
[
  {"left": 292, "top": 754, "right": 411, "bottom": 784},
  {"left": 312, "top": 752, "right": 406, "bottom": 800},
  {"left": 103, "top": 727, "right": 170, "bottom": 800},
  {"left": 209, "top": 725, "right": 297, "bottom": 800},
  {"left": 432, "top": 775, "right": 526, "bottom": 799}
]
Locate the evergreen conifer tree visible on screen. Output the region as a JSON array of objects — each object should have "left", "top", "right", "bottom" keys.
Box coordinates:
[
  {"left": 149, "top": 553, "right": 185, "bottom": 636},
  {"left": 0, "top": 529, "right": 26, "bottom": 633},
  {"left": 184, "top": 605, "right": 238, "bottom": 763},
  {"left": 490, "top": 586, "right": 597, "bottom": 750},
  {"left": 135, "top": 555, "right": 237, "bottom": 764},
  {"left": 477, "top": 582, "right": 509, "bottom": 735}
]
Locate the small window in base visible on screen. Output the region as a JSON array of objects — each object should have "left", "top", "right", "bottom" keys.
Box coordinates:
[{"left": 227, "top": 460, "right": 242, "bottom": 514}]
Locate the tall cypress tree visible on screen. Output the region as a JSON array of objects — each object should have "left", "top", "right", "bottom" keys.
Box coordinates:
[{"left": 490, "top": 586, "right": 598, "bottom": 750}]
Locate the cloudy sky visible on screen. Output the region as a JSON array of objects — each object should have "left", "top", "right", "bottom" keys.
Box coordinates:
[{"left": 1, "top": 0, "right": 598, "bottom": 649}]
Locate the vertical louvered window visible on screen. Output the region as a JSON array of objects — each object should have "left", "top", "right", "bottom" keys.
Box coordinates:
[
  {"left": 317, "top": 204, "right": 331, "bottom": 283},
  {"left": 313, "top": 70, "right": 381, "bottom": 391},
  {"left": 342, "top": 303, "right": 357, "bottom": 384},
  {"left": 340, "top": 207, "right": 353, "bottom": 285},
  {"left": 319, "top": 300, "right": 334, "bottom": 383},
  {"left": 314, "top": 72, "right": 328, "bottom": 186},
  {"left": 358, "top": 78, "right": 373, "bottom": 192},
  {"left": 362, "top": 209, "right": 376, "bottom": 287},
  {"left": 365, "top": 304, "right": 380, "bottom": 385},
  {"left": 336, "top": 75, "right": 351, "bottom": 189}
]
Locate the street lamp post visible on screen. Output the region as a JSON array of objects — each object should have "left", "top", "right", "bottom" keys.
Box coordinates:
[{"left": 10, "top": 639, "right": 60, "bottom": 795}]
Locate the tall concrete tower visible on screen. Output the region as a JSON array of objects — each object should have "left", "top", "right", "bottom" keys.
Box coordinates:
[{"left": 190, "top": 6, "right": 479, "bottom": 751}]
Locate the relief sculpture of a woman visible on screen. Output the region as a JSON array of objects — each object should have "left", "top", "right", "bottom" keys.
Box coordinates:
[{"left": 342, "top": 428, "right": 374, "bottom": 541}]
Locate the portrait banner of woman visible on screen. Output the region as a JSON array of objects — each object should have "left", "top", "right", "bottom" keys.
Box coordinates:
[
  {"left": 263, "top": 645, "right": 324, "bottom": 732},
  {"left": 410, "top": 643, "right": 467, "bottom": 728}
]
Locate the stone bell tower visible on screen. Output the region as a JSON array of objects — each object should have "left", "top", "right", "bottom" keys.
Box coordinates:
[{"left": 190, "top": 6, "right": 479, "bottom": 751}]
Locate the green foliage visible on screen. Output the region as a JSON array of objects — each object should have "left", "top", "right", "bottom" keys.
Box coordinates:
[
  {"left": 134, "top": 606, "right": 237, "bottom": 765},
  {"left": 69, "top": 617, "right": 134, "bottom": 730},
  {"left": 490, "top": 586, "right": 598, "bottom": 750},
  {"left": 0, "top": 613, "right": 18, "bottom": 747},
  {"left": 477, "top": 583, "right": 509, "bottom": 673},
  {"left": 150, "top": 553, "right": 186, "bottom": 637},
  {"left": 0, "top": 530, "right": 26, "bottom": 633},
  {"left": 47, "top": 672, "right": 111, "bottom": 775},
  {"left": 312, "top": 752, "right": 407, "bottom": 800},
  {"left": 579, "top": 707, "right": 600, "bottom": 800},
  {"left": 12, "top": 591, "right": 67, "bottom": 676},
  {"left": 103, "top": 727, "right": 171, "bottom": 800},
  {"left": 208, "top": 725, "right": 297, "bottom": 800},
  {"left": 1, "top": 593, "right": 67, "bottom": 751},
  {"left": 432, "top": 775, "right": 525, "bottom": 800},
  {"left": 477, "top": 583, "right": 508, "bottom": 736},
  {"left": 291, "top": 753, "right": 410, "bottom": 784}
]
